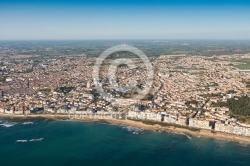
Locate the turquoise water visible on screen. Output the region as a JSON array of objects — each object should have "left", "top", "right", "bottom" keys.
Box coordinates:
[{"left": 0, "top": 118, "right": 250, "bottom": 166}]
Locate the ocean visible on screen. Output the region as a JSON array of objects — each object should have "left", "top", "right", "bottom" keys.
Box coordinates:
[{"left": 0, "top": 117, "right": 250, "bottom": 166}]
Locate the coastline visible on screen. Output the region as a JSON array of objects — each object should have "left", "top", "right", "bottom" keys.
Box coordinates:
[{"left": 1, "top": 113, "right": 250, "bottom": 144}]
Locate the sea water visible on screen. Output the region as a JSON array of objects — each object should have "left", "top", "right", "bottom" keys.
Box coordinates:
[{"left": 0, "top": 118, "right": 249, "bottom": 166}]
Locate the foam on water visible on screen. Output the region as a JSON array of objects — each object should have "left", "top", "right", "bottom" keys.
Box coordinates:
[
  {"left": 122, "top": 125, "right": 143, "bottom": 135},
  {"left": 239, "top": 142, "right": 250, "bottom": 147},
  {"left": 16, "top": 140, "right": 28, "bottom": 143},
  {"left": 22, "top": 122, "right": 34, "bottom": 125},
  {"left": 29, "top": 138, "right": 44, "bottom": 142},
  {"left": 0, "top": 122, "right": 17, "bottom": 128},
  {"left": 109, "top": 123, "right": 143, "bottom": 134},
  {"left": 16, "top": 138, "right": 44, "bottom": 143},
  {"left": 181, "top": 133, "right": 192, "bottom": 140}
]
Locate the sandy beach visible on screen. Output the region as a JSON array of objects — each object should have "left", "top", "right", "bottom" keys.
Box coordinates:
[{"left": 1, "top": 113, "right": 250, "bottom": 144}]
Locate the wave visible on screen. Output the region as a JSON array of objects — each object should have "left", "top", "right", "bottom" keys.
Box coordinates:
[
  {"left": 0, "top": 122, "right": 17, "bottom": 128},
  {"left": 16, "top": 140, "right": 28, "bottom": 143},
  {"left": 238, "top": 142, "right": 250, "bottom": 147},
  {"left": 16, "top": 138, "right": 44, "bottom": 143},
  {"left": 22, "top": 122, "right": 34, "bottom": 125},
  {"left": 122, "top": 126, "right": 143, "bottom": 134},
  {"left": 133, "top": 131, "right": 139, "bottom": 135},
  {"left": 184, "top": 134, "right": 192, "bottom": 140},
  {"left": 107, "top": 123, "right": 143, "bottom": 134},
  {"left": 177, "top": 132, "right": 192, "bottom": 140},
  {"left": 29, "top": 138, "right": 44, "bottom": 142}
]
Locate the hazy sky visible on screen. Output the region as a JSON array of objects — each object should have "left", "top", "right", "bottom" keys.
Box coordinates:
[{"left": 1, "top": 0, "right": 250, "bottom": 40}]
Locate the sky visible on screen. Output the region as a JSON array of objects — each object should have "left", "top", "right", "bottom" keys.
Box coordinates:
[{"left": 1, "top": 0, "right": 250, "bottom": 40}]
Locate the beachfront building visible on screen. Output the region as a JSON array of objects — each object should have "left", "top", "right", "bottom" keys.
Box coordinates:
[
  {"left": 163, "top": 114, "right": 178, "bottom": 124},
  {"left": 127, "top": 111, "right": 188, "bottom": 127},
  {"left": 189, "top": 118, "right": 211, "bottom": 130},
  {"left": 127, "top": 110, "right": 161, "bottom": 121},
  {"left": 215, "top": 122, "right": 250, "bottom": 137}
]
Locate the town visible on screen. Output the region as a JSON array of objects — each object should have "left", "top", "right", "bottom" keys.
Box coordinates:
[{"left": 1, "top": 51, "right": 250, "bottom": 137}]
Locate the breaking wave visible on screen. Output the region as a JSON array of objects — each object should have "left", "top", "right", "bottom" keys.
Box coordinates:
[
  {"left": 0, "top": 122, "right": 17, "bottom": 128},
  {"left": 22, "top": 122, "right": 34, "bottom": 125},
  {"left": 122, "top": 126, "right": 143, "bottom": 134},
  {"left": 184, "top": 134, "right": 192, "bottom": 140},
  {"left": 109, "top": 123, "right": 143, "bottom": 135},
  {"left": 178, "top": 133, "right": 192, "bottom": 140},
  {"left": 16, "top": 138, "right": 44, "bottom": 143},
  {"left": 16, "top": 140, "right": 28, "bottom": 143},
  {"left": 29, "top": 138, "right": 44, "bottom": 142}
]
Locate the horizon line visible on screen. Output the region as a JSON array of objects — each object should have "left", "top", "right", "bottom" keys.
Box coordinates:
[{"left": 1, "top": 39, "right": 250, "bottom": 41}]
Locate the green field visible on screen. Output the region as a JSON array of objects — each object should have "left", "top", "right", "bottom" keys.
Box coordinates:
[{"left": 234, "top": 59, "right": 250, "bottom": 69}]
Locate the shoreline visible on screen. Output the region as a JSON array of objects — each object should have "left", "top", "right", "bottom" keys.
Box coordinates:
[{"left": 1, "top": 113, "right": 250, "bottom": 145}]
